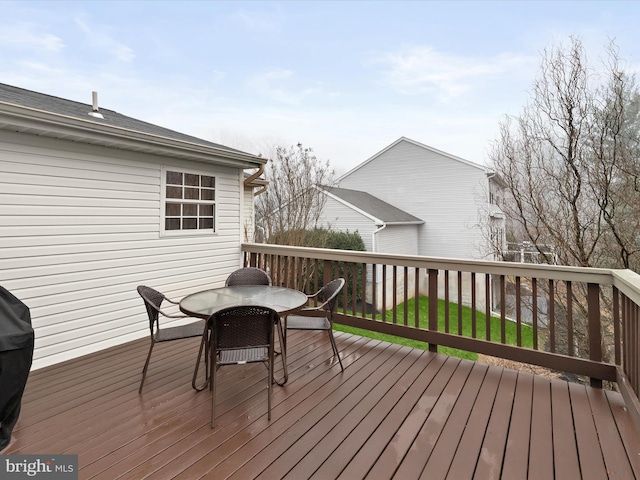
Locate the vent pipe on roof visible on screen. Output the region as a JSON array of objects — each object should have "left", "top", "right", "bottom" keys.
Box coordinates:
[{"left": 88, "top": 91, "right": 104, "bottom": 119}]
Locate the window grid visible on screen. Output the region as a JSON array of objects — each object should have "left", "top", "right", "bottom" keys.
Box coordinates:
[{"left": 165, "top": 171, "right": 215, "bottom": 232}]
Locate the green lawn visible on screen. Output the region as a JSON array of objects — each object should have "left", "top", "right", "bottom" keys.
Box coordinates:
[{"left": 334, "top": 296, "right": 534, "bottom": 361}]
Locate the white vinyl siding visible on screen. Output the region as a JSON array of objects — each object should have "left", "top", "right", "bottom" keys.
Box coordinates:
[
  {"left": 376, "top": 225, "right": 419, "bottom": 256},
  {"left": 318, "top": 196, "right": 375, "bottom": 251},
  {"left": 339, "top": 139, "right": 489, "bottom": 260},
  {"left": 0, "top": 131, "right": 245, "bottom": 369}
]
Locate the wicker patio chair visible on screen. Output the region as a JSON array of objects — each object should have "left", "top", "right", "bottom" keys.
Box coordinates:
[
  {"left": 284, "top": 278, "right": 345, "bottom": 371},
  {"left": 137, "top": 285, "right": 205, "bottom": 393},
  {"left": 208, "top": 305, "right": 277, "bottom": 427},
  {"left": 225, "top": 267, "right": 271, "bottom": 286}
]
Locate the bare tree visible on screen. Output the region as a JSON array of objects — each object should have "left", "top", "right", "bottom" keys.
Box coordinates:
[
  {"left": 489, "top": 38, "right": 640, "bottom": 366},
  {"left": 490, "top": 37, "right": 640, "bottom": 271},
  {"left": 256, "top": 143, "right": 335, "bottom": 245}
]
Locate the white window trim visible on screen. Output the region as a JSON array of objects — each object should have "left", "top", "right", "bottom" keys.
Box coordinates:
[{"left": 160, "top": 166, "right": 218, "bottom": 237}]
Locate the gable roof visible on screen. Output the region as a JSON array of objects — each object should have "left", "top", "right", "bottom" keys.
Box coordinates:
[
  {"left": 0, "top": 83, "right": 265, "bottom": 168},
  {"left": 322, "top": 186, "right": 423, "bottom": 225},
  {"left": 338, "top": 136, "right": 485, "bottom": 181}
]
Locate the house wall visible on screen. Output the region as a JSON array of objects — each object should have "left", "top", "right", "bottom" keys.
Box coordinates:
[
  {"left": 0, "top": 130, "right": 245, "bottom": 370},
  {"left": 339, "top": 139, "right": 489, "bottom": 260},
  {"left": 318, "top": 195, "right": 376, "bottom": 251},
  {"left": 375, "top": 225, "right": 419, "bottom": 256}
]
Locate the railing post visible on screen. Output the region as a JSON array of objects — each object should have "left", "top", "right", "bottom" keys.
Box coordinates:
[
  {"left": 588, "top": 282, "right": 603, "bottom": 388},
  {"left": 428, "top": 269, "right": 438, "bottom": 353}
]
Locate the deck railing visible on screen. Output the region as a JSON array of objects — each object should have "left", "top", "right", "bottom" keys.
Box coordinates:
[{"left": 242, "top": 243, "right": 640, "bottom": 429}]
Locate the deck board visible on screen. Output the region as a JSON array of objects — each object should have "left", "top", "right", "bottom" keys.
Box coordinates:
[
  {"left": 571, "top": 381, "right": 610, "bottom": 480},
  {"left": 5, "top": 330, "right": 640, "bottom": 480},
  {"left": 502, "top": 372, "right": 534, "bottom": 478},
  {"left": 551, "top": 379, "right": 582, "bottom": 479},
  {"left": 529, "top": 375, "right": 554, "bottom": 479}
]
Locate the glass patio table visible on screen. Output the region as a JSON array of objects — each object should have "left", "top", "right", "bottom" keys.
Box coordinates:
[{"left": 180, "top": 285, "right": 308, "bottom": 388}]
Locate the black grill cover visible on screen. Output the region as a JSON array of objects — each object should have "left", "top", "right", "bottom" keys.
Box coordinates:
[{"left": 0, "top": 286, "right": 34, "bottom": 451}]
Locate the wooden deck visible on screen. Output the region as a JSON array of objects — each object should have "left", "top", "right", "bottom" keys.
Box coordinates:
[{"left": 6, "top": 329, "right": 640, "bottom": 479}]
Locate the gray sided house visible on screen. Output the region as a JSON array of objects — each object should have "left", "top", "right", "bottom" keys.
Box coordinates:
[
  {"left": 0, "top": 83, "right": 265, "bottom": 370},
  {"left": 337, "top": 136, "right": 503, "bottom": 260},
  {"left": 323, "top": 137, "right": 506, "bottom": 310}
]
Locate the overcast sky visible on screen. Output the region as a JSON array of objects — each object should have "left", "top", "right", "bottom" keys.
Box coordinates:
[{"left": 2, "top": 1, "right": 640, "bottom": 175}]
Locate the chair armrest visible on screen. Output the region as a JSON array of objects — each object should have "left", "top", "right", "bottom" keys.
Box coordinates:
[
  {"left": 158, "top": 307, "right": 189, "bottom": 319},
  {"left": 160, "top": 295, "right": 190, "bottom": 318}
]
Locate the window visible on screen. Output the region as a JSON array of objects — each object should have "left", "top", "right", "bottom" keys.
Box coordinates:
[{"left": 163, "top": 169, "right": 215, "bottom": 233}]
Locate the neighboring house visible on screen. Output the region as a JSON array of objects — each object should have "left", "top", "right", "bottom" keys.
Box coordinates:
[
  {"left": 0, "top": 84, "right": 265, "bottom": 369},
  {"left": 336, "top": 136, "right": 503, "bottom": 260},
  {"left": 322, "top": 137, "right": 505, "bottom": 310}
]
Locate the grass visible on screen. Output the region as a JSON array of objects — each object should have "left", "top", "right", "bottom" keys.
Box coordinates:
[{"left": 334, "top": 296, "right": 534, "bottom": 361}]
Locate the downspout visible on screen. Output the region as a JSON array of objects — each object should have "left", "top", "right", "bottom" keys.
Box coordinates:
[
  {"left": 372, "top": 223, "right": 387, "bottom": 253},
  {"left": 244, "top": 164, "right": 264, "bottom": 185},
  {"left": 244, "top": 164, "right": 268, "bottom": 196}
]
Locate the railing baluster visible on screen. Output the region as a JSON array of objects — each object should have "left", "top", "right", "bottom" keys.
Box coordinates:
[
  {"left": 613, "top": 286, "right": 620, "bottom": 365},
  {"left": 485, "top": 274, "right": 491, "bottom": 341},
  {"left": 445, "top": 270, "right": 450, "bottom": 333},
  {"left": 350, "top": 262, "right": 357, "bottom": 315},
  {"left": 587, "top": 283, "right": 602, "bottom": 388},
  {"left": 516, "top": 276, "right": 522, "bottom": 347},
  {"left": 549, "top": 279, "right": 555, "bottom": 353},
  {"left": 428, "top": 268, "right": 438, "bottom": 352},
  {"left": 567, "top": 281, "right": 574, "bottom": 357},
  {"left": 415, "top": 267, "right": 420, "bottom": 329},
  {"left": 361, "top": 262, "right": 366, "bottom": 317},
  {"left": 372, "top": 264, "right": 377, "bottom": 321},
  {"left": 404, "top": 267, "right": 409, "bottom": 326},
  {"left": 458, "top": 271, "right": 463, "bottom": 336},
  {"left": 382, "top": 264, "right": 387, "bottom": 322},
  {"left": 500, "top": 275, "right": 506, "bottom": 344},
  {"left": 471, "top": 272, "right": 477, "bottom": 339},
  {"left": 392, "top": 265, "right": 398, "bottom": 324},
  {"left": 532, "top": 278, "right": 538, "bottom": 350},
  {"left": 628, "top": 300, "right": 640, "bottom": 392}
]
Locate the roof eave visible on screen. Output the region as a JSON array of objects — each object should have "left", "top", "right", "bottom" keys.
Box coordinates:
[{"left": 0, "top": 102, "right": 266, "bottom": 169}]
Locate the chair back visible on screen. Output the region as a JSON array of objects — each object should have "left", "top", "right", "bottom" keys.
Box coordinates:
[
  {"left": 210, "top": 305, "right": 276, "bottom": 351},
  {"left": 137, "top": 285, "right": 165, "bottom": 330},
  {"left": 225, "top": 267, "right": 272, "bottom": 287},
  {"left": 319, "top": 278, "right": 345, "bottom": 316}
]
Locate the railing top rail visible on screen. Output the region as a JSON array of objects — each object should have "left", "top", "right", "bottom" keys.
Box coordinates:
[
  {"left": 242, "top": 243, "right": 620, "bottom": 285},
  {"left": 612, "top": 269, "right": 640, "bottom": 304}
]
